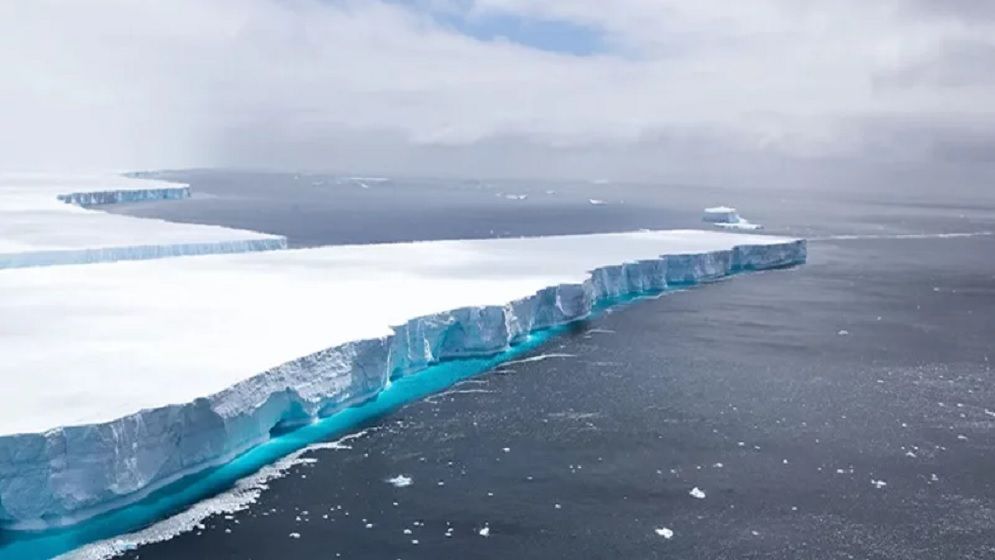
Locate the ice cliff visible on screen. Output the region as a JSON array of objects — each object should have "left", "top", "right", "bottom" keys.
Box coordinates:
[
  {"left": 0, "top": 176, "right": 288, "bottom": 269},
  {"left": 0, "top": 238, "right": 805, "bottom": 528}
]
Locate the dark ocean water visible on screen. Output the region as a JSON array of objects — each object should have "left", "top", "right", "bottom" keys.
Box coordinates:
[{"left": 96, "top": 171, "right": 995, "bottom": 559}]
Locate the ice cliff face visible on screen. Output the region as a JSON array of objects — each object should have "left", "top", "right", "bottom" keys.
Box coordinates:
[
  {"left": 56, "top": 186, "right": 191, "bottom": 207},
  {"left": 0, "top": 239, "right": 805, "bottom": 528},
  {"left": 0, "top": 180, "right": 289, "bottom": 269}
]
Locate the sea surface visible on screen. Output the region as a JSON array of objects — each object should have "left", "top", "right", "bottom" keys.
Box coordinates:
[{"left": 20, "top": 171, "right": 995, "bottom": 559}]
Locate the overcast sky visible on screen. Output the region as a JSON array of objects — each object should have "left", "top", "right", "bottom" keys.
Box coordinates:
[{"left": 2, "top": 0, "right": 994, "bottom": 185}]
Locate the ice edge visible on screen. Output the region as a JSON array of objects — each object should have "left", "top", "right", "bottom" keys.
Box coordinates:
[
  {"left": 0, "top": 182, "right": 288, "bottom": 269},
  {"left": 0, "top": 238, "right": 806, "bottom": 528}
]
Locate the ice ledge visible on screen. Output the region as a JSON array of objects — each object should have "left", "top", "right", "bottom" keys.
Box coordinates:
[
  {"left": 0, "top": 174, "right": 288, "bottom": 269},
  {"left": 0, "top": 236, "right": 805, "bottom": 528},
  {"left": 56, "top": 185, "right": 191, "bottom": 207}
]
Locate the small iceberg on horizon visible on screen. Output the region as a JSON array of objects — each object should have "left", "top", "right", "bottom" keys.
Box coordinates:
[{"left": 702, "top": 206, "right": 763, "bottom": 231}]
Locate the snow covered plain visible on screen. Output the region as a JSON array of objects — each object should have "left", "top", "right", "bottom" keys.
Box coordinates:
[
  {"left": 0, "top": 173, "right": 286, "bottom": 268},
  {"left": 0, "top": 176, "right": 805, "bottom": 529}
]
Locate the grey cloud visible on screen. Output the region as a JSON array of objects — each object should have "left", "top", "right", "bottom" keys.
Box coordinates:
[{"left": 877, "top": 40, "right": 995, "bottom": 88}]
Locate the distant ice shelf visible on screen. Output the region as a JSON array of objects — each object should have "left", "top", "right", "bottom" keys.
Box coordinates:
[
  {"left": 0, "top": 229, "right": 805, "bottom": 529},
  {"left": 0, "top": 173, "right": 287, "bottom": 269}
]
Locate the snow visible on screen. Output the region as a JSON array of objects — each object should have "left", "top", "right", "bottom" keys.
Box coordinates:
[
  {"left": 0, "top": 173, "right": 286, "bottom": 268},
  {"left": 0, "top": 186, "right": 805, "bottom": 527}
]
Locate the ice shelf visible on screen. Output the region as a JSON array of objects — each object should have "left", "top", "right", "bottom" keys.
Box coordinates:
[
  {"left": 0, "top": 229, "right": 805, "bottom": 527},
  {"left": 0, "top": 173, "right": 287, "bottom": 268}
]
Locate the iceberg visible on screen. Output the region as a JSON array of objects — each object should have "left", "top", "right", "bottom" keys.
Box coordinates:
[
  {"left": 0, "top": 229, "right": 805, "bottom": 528},
  {"left": 702, "top": 206, "right": 763, "bottom": 230},
  {"left": 0, "top": 173, "right": 287, "bottom": 269}
]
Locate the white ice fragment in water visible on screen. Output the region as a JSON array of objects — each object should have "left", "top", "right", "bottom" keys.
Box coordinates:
[
  {"left": 837, "top": 329, "right": 849, "bottom": 336},
  {"left": 871, "top": 479, "right": 887, "bottom": 489},
  {"left": 713, "top": 463, "right": 724, "bottom": 468},
  {"left": 588, "top": 199, "right": 607, "bottom": 205},
  {"left": 655, "top": 527, "right": 674, "bottom": 539},
  {"left": 689, "top": 487, "right": 706, "bottom": 499},
  {"left": 289, "top": 532, "right": 301, "bottom": 539},
  {"left": 502, "top": 447, "right": 511, "bottom": 453},
  {"left": 479, "top": 526, "right": 491, "bottom": 537},
  {"left": 930, "top": 473, "right": 939, "bottom": 482},
  {"left": 387, "top": 475, "right": 413, "bottom": 487}
]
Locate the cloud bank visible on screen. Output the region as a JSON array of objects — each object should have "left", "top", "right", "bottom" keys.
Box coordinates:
[{"left": 2, "top": 0, "right": 994, "bottom": 185}]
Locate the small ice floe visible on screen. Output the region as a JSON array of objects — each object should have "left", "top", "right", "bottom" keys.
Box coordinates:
[
  {"left": 289, "top": 532, "right": 302, "bottom": 539},
  {"left": 689, "top": 487, "right": 707, "bottom": 499},
  {"left": 930, "top": 473, "right": 940, "bottom": 482},
  {"left": 588, "top": 199, "right": 607, "bottom": 206},
  {"left": 479, "top": 525, "right": 491, "bottom": 537},
  {"left": 387, "top": 475, "right": 413, "bottom": 488},
  {"left": 502, "top": 193, "right": 528, "bottom": 201},
  {"left": 702, "top": 206, "right": 762, "bottom": 230},
  {"left": 957, "top": 434, "right": 969, "bottom": 441},
  {"left": 871, "top": 479, "right": 887, "bottom": 489},
  {"left": 654, "top": 527, "right": 674, "bottom": 539},
  {"left": 502, "top": 447, "right": 511, "bottom": 453},
  {"left": 751, "top": 530, "right": 761, "bottom": 536},
  {"left": 713, "top": 463, "right": 724, "bottom": 468},
  {"left": 985, "top": 409, "right": 995, "bottom": 417},
  {"left": 837, "top": 329, "right": 849, "bottom": 336}
]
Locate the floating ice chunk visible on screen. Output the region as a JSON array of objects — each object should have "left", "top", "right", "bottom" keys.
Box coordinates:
[
  {"left": 588, "top": 199, "right": 606, "bottom": 205},
  {"left": 837, "top": 329, "right": 849, "bottom": 336},
  {"left": 689, "top": 487, "right": 706, "bottom": 499},
  {"left": 387, "top": 475, "right": 413, "bottom": 488},
  {"left": 871, "top": 479, "right": 887, "bottom": 489},
  {"left": 655, "top": 527, "right": 674, "bottom": 539},
  {"left": 479, "top": 526, "right": 491, "bottom": 537},
  {"left": 703, "top": 206, "right": 763, "bottom": 230},
  {"left": 289, "top": 532, "right": 301, "bottom": 539}
]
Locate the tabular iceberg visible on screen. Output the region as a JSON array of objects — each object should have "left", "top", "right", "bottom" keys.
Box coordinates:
[
  {"left": 702, "top": 206, "right": 763, "bottom": 230},
  {"left": 0, "top": 231, "right": 805, "bottom": 528},
  {"left": 0, "top": 173, "right": 287, "bottom": 269}
]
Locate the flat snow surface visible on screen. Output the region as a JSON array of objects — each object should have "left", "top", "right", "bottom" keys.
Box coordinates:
[
  {"left": 0, "top": 229, "right": 794, "bottom": 436},
  {"left": 0, "top": 173, "right": 283, "bottom": 257}
]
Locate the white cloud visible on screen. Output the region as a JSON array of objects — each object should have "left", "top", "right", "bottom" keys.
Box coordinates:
[{"left": 1, "top": 0, "right": 994, "bottom": 178}]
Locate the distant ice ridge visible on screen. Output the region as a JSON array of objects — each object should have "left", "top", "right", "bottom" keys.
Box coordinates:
[
  {"left": 0, "top": 238, "right": 289, "bottom": 269},
  {"left": 0, "top": 176, "right": 288, "bottom": 269},
  {"left": 0, "top": 238, "right": 805, "bottom": 529},
  {"left": 56, "top": 185, "right": 191, "bottom": 207}
]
